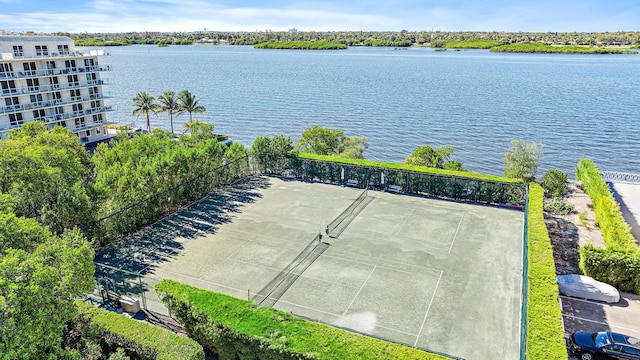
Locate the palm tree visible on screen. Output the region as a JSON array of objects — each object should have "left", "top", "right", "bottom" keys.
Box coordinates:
[
  {"left": 177, "top": 90, "right": 206, "bottom": 123},
  {"left": 182, "top": 118, "right": 201, "bottom": 134},
  {"left": 132, "top": 91, "right": 157, "bottom": 133},
  {"left": 157, "top": 91, "right": 179, "bottom": 135}
]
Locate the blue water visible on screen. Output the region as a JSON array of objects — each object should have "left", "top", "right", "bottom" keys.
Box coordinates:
[{"left": 96, "top": 45, "right": 640, "bottom": 177}]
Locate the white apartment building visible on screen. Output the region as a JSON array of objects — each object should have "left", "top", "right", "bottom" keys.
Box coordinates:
[{"left": 0, "top": 35, "right": 113, "bottom": 144}]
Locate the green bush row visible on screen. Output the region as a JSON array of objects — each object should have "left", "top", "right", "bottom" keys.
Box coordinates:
[
  {"left": 297, "top": 153, "right": 522, "bottom": 183},
  {"left": 254, "top": 41, "right": 348, "bottom": 50},
  {"left": 526, "top": 183, "right": 567, "bottom": 359},
  {"left": 580, "top": 246, "right": 640, "bottom": 294},
  {"left": 490, "top": 42, "right": 637, "bottom": 54},
  {"left": 575, "top": 158, "right": 637, "bottom": 251},
  {"left": 155, "top": 280, "right": 446, "bottom": 360},
  {"left": 74, "top": 301, "right": 204, "bottom": 360}
]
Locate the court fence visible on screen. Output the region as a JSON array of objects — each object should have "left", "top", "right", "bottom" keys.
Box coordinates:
[
  {"left": 269, "top": 156, "right": 527, "bottom": 207},
  {"left": 84, "top": 153, "right": 526, "bottom": 315}
]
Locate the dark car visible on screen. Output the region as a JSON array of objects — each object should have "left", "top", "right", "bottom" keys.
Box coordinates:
[{"left": 567, "top": 331, "right": 640, "bottom": 360}]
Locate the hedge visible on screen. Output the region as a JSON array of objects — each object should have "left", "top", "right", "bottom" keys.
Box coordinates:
[
  {"left": 575, "top": 158, "right": 637, "bottom": 251},
  {"left": 526, "top": 183, "right": 567, "bottom": 359},
  {"left": 580, "top": 246, "right": 640, "bottom": 294},
  {"left": 155, "top": 280, "right": 447, "bottom": 360},
  {"left": 75, "top": 301, "right": 204, "bottom": 360},
  {"left": 297, "top": 153, "right": 522, "bottom": 183}
]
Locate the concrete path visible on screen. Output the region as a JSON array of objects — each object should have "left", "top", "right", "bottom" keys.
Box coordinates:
[{"left": 608, "top": 182, "right": 640, "bottom": 244}]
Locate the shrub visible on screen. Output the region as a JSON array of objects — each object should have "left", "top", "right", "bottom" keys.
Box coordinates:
[
  {"left": 526, "top": 183, "right": 567, "bottom": 359},
  {"left": 580, "top": 246, "right": 640, "bottom": 294},
  {"left": 544, "top": 198, "right": 575, "bottom": 215},
  {"left": 155, "top": 280, "right": 445, "bottom": 360},
  {"left": 72, "top": 301, "right": 204, "bottom": 360},
  {"left": 575, "top": 158, "right": 637, "bottom": 251},
  {"left": 540, "top": 169, "right": 568, "bottom": 197}
]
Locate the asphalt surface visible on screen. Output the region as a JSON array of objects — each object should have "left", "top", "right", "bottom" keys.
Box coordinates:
[
  {"left": 609, "top": 181, "right": 640, "bottom": 244},
  {"left": 562, "top": 292, "right": 640, "bottom": 359}
]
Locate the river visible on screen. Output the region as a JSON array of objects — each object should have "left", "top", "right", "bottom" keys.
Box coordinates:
[{"left": 96, "top": 45, "right": 640, "bottom": 177}]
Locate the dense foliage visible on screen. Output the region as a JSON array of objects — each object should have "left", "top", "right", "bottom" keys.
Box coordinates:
[
  {"left": 575, "top": 158, "right": 640, "bottom": 294},
  {"left": 68, "top": 31, "right": 640, "bottom": 48},
  {"left": 540, "top": 169, "right": 568, "bottom": 198},
  {"left": 155, "top": 280, "right": 445, "bottom": 359},
  {"left": 405, "top": 145, "right": 465, "bottom": 171},
  {"left": 294, "top": 125, "right": 368, "bottom": 159},
  {"left": 491, "top": 42, "right": 637, "bottom": 54},
  {"left": 575, "top": 158, "right": 637, "bottom": 251},
  {"left": 580, "top": 246, "right": 640, "bottom": 294},
  {"left": 431, "top": 40, "right": 503, "bottom": 49},
  {"left": 251, "top": 135, "right": 295, "bottom": 173},
  {"left": 526, "top": 183, "right": 568, "bottom": 360},
  {"left": 254, "top": 41, "right": 347, "bottom": 49},
  {"left": 68, "top": 302, "right": 204, "bottom": 360},
  {"left": 504, "top": 140, "right": 542, "bottom": 183}
]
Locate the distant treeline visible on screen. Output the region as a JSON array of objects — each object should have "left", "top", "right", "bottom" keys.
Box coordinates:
[
  {"left": 254, "top": 40, "right": 347, "bottom": 49},
  {"left": 491, "top": 43, "right": 638, "bottom": 54},
  {"left": 63, "top": 30, "right": 640, "bottom": 48}
]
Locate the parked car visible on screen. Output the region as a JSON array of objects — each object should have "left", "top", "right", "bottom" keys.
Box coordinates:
[
  {"left": 557, "top": 274, "right": 620, "bottom": 303},
  {"left": 567, "top": 331, "right": 640, "bottom": 360}
]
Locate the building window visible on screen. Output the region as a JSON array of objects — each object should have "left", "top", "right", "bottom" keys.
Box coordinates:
[
  {"left": 9, "top": 113, "right": 24, "bottom": 126},
  {"left": 91, "top": 100, "right": 101, "bottom": 109},
  {"left": 72, "top": 103, "right": 84, "bottom": 114},
  {"left": 86, "top": 72, "right": 97, "bottom": 84},
  {"left": 58, "top": 121, "right": 66, "bottom": 128},
  {"left": 49, "top": 77, "right": 59, "bottom": 89},
  {"left": 67, "top": 74, "right": 79, "bottom": 87},
  {"left": 26, "top": 78, "right": 40, "bottom": 91},
  {"left": 70, "top": 89, "right": 81, "bottom": 101},
  {"left": 5, "top": 96, "right": 19, "bottom": 107},
  {"left": 75, "top": 117, "right": 86, "bottom": 127},
  {"left": 57, "top": 44, "right": 70, "bottom": 56},
  {"left": 33, "top": 109, "right": 46, "bottom": 121},
  {"left": 93, "top": 114, "right": 103, "bottom": 124},
  {"left": 86, "top": 130, "right": 91, "bottom": 137},
  {"left": 22, "top": 62, "right": 36, "bottom": 76},
  {"left": 12, "top": 45, "right": 24, "bottom": 56},
  {"left": 52, "top": 91, "right": 62, "bottom": 103},
  {"left": 35, "top": 45, "right": 48, "bottom": 56},
  {"left": 30, "top": 94, "right": 43, "bottom": 104},
  {"left": 1, "top": 80, "right": 17, "bottom": 95},
  {"left": 64, "top": 59, "right": 76, "bottom": 71},
  {"left": 84, "top": 58, "right": 95, "bottom": 70},
  {"left": 1, "top": 63, "right": 14, "bottom": 76},
  {"left": 96, "top": 127, "right": 101, "bottom": 134}
]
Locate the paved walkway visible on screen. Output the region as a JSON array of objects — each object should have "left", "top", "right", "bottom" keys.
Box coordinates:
[{"left": 608, "top": 182, "right": 640, "bottom": 244}]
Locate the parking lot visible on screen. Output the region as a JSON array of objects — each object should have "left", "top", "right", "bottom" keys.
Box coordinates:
[{"left": 562, "top": 292, "right": 640, "bottom": 359}]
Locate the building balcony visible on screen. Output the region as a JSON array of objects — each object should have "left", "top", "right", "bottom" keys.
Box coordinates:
[
  {"left": 1, "top": 49, "right": 110, "bottom": 60},
  {"left": 0, "top": 94, "right": 113, "bottom": 114},
  {"left": 1, "top": 80, "right": 112, "bottom": 97},
  {"left": 0, "top": 65, "right": 112, "bottom": 80}
]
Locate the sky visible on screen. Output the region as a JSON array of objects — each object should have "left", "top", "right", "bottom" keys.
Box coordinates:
[{"left": 1, "top": 0, "right": 639, "bottom": 33}]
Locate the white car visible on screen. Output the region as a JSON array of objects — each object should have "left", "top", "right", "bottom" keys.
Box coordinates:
[{"left": 557, "top": 274, "right": 620, "bottom": 303}]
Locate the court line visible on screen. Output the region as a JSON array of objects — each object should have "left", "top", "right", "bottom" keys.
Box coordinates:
[
  {"left": 320, "top": 253, "right": 438, "bottom": 276},
  {"left": 322, "top": 247, "right": 440, "bottom": 272},
  {"left": 393, "top": 208, "right": 415, "bottom": 239},
  {"left": 448, "top": 212, "right": 465, "bottom": 253},
  {"left": 343, "top": 265, "right": 377, "bottom": 317},
  {"left": 414, "top": 270, "right": 444, "bottom": 347}
]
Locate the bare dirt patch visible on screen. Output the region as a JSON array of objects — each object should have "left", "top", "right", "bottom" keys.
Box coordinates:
[{"left": 544, "top": 180, "right": 605, "bottom": 275}]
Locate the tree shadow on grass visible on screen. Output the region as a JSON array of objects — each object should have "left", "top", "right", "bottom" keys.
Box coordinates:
[{"left": 94, "top": 176, "right": 271, "bottom": 282}]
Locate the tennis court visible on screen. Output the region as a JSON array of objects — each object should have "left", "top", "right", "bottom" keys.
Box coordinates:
[{"left": 94, "top": 176, "right": 524, "bottom": 360}]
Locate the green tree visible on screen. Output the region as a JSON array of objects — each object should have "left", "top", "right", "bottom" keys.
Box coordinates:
[
  {"left": 181, "top": 119, "right": 215, "bottom": 143},
  {"left": 252, "top": 135, "right": 294, "bottom": 171},
  {"left": 405, "top": 145, "right": 464, "bottom": 170},
  {"left": 157, "top": 91, "right": 179, "bottom": 135},
  {"left": 504, "top": 140, "right": 542, "bottom": 183},
  {"left": 177, "top": 90, "right": 206, "bottom": 123},
  {"left": 0, "top": 216, "right": 94, "bottom": 360},
  {"left": 540, "top": 168, "right": 568, "bottom": 197},
  {"left": 132, "top": 91, "right": 157, "bottom": 133},
  {"left": 0, "top": 123, "right": 94, "bottom": 234},
  {"left": 294, "top": 125, "right": 367, "bottom": 159}
]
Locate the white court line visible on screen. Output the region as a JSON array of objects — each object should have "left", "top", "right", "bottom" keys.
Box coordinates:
[
  {"left": 343, "top": 265, "right": 377, "bottom": 317},
  {"left": 320, "top": 253, "right": 429, "bottom": 276},
  {"left": 448, "top": 213, "right": 465, "bottom": 253},
  {"left": 323, "top": 247, "right": 438, "bottom": 271},
  {"left": 414, "top": 270, "right": 444, "bottom": 347},
  {"left": 393, "top": 208, "right": 415, "bottom": 239}
]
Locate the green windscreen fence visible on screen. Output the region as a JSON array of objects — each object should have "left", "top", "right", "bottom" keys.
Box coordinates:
[{"left": 271, "top": 157, "right": 526, "bottom": 207}]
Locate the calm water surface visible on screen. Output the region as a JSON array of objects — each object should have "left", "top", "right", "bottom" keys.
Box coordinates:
[{"left": 97, "top": 45, "right": 640, "bottom": 177}]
